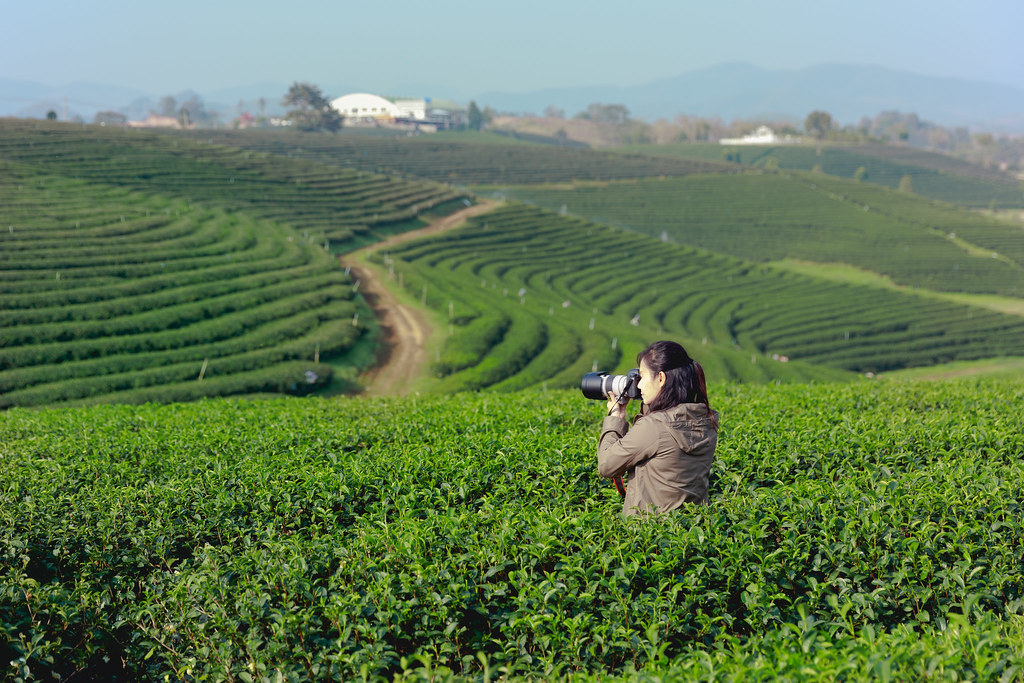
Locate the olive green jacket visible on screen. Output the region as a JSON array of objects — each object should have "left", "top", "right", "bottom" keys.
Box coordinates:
[{"left": 597, "top": 403, "right": 718, "bottom": 516}]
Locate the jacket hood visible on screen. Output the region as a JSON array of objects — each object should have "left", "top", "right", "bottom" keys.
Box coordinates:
[{"left": 647, "top": 402, "right": 718, "bottom": 457}]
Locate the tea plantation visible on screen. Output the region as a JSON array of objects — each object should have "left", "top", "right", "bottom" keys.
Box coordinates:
[
  {"left": 492, "top": 173, "right": 1024, "bottom": 297},
  {"left": 0, "top": 120, "right": 468, "bottom": 246},
  {"left": 618, "top": 142, "right": 1024, "bottom": 210},
  {"left": 379, "top": 203, "right": 1024, "bottom": 390},
  {"left": 3, "top": 378, "right": 1023, "bottom": 680},
  {"left": 164, "top": 128, "right": 733, "bottom": 185},
  {"left": 0, "top": 120, "right": 470, "bottom": 407}
]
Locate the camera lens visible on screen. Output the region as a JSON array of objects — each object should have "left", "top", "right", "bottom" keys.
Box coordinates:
[{"left": 580, "top": 371, "right": 611, "bottom": 400}]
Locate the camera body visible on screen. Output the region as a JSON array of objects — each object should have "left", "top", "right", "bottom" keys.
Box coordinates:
[{"left": 581, "top": 368, "right": 641, "bottom": 405}]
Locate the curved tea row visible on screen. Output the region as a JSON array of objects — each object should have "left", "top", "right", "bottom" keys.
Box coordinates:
[
  {"left": 380, "top": 204, "right": 1024, "bottom": 390},
  {"left": 497, "top": 172, "right": 1024, "bottom": 297},
  {"left": 0, "top": 165, "right": 360, "bottom": 407},
  {"left": 0, "top": 120, "right": 468, "bottom": 248}
]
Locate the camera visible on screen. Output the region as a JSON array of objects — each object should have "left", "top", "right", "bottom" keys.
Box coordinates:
[{"left": 581, "top": 368, "right": 641, "bottom": 404}]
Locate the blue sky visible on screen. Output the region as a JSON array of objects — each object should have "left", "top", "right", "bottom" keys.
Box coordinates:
[{"left": 3, "top": 0, "right": 1022, "bottom": 96}]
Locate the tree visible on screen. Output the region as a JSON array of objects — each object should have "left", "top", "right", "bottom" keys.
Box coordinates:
[
  {"left": 282, "top": 82, "right": 342, "bottom": 132},
  {"left": 575, "top": 102, "right": 630, "bottom": 125},
  {"left": 93, "top": 111, "right": 127, "bottom": 126},
  {"left": 46, "top": 110, "right": 58, "bottom": 121},
  {"left": 898, "top": 174, "right": 914, "bottom": 193},
  {"left": 467, "top": 101, "right": 483, "bottom": 131},
  {"left": 804, "top": 110, "right": 834, "bottom": 139},
  {"left": 157, "top": 96, "right": 177, "bottom": 117},
  {"left": 177, "top": 94, "right": 213, "bottom": 128},
  {"left": 544, "top": 105, "right": 565, "bottom": 119}
]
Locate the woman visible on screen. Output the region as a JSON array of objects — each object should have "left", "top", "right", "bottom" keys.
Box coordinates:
[{"left": 597, "top": 340, "right": 719, "bottom": 516}]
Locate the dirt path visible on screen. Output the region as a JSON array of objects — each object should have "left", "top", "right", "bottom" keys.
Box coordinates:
[{"left": 339, "top": 199, "right": 498, "bottom": 396}]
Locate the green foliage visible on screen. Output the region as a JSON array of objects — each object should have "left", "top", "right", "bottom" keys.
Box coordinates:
[
  {"left": 2, "top": 378, "right": 1023, "bottom": 680},
  {"left": 0, "top": 120, "right": 467, "bottom": 244},
  {"left": 722, "top": 147, "right": 741, "bottom": 163},
  {"left": 468, "top": 101, "right": 483, "bottom": 131},
  {"left": 379, "top": 203, "right": 1024, "bottom": 386},
  {"left": 804, "top": 110, "right": 834, "bottom": 138},
  {"left": 617, "top": 142, "right": 1024, "bottom": 209},
  {"left": 0, "top": 120, "right": 471, "bottom": 406},
  {"left": 162, "top": 127, "right": 733, "bottom": 185},
  {"left": 899, "top": 173, "right": 915, "bottom": 193},
  {"left": 282, "top": 81, "right": 343, "bottom": 132},
  {"left": 575, "top": 103, "right": 631, "bottom": 125},
  {"left": 496, "top": 173, "right": 1024, "bottom": 297}
]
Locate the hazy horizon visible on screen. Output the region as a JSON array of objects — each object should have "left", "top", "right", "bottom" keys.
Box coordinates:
[{"left": 4, "top": 0, "right": 1023, "bottom": 98}]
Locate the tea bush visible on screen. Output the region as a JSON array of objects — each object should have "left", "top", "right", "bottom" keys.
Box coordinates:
[
  {"left": 3, "top": 378, "right": 1023, "bottom": 680},
  {"left": 381, "top": 204, "right": 1024, "bottom": 388},
  {"left": 496, "top": 173, "right": 1024, "bottom": 297}
]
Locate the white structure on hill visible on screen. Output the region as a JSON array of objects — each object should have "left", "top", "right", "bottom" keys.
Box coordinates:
[
  {"left": 719, "top": 125, "right": 800, "bottom": 145},
  {"left": 330, "top": 93, "right": 427, "bottom": 121}
]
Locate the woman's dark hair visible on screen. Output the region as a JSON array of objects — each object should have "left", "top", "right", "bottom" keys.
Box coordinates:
[{"left": 637, "top": 340, "right": 714, "bottom": 420}]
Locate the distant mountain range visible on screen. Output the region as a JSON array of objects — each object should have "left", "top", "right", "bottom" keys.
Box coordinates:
[
  {"left": 2, "top": 63, "right": 1022, "bottom": 133},
  {"left": 479, "top": 63, "right": 1024, "bottom": 132}
]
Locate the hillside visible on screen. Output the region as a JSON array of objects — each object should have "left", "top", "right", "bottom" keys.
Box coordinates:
[
  {"left": 377, "top": 204, "right": 1024, "bottom": 388},
  {"left": 4, "top": 380, "right": 1023, "bottom": 679},
  {"left": 0, "top": 120, "right": 468, "bottom": 407},
  {"left": 616, "top": 142, "right": 1024, "bottom": 210},
  {"left": 4, "top": 121, "right": 1024, "bottom": 406},
  {"left": 160, "top": 128, "right": 733, "bottom": 185},
  {"left": 491, "top": 172, "right": 1024, "bottom": 297}
]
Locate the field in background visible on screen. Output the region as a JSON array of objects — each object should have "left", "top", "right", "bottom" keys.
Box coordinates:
[
  {"left": 165, "top": 127, "right": 733, "bottom": 185},
  {"left": 488, "top": 171, "right": 1024, "bottom": 297},
  {"left": 0, "top": 120, "right": 468, "bottom": 407},
  {"left": 5, "top": 121, "right": 1024, "bottom": 403},
  {"left": 617, "top": 142, "right": 1024, "bottom": 209},
  {"left": 378, "top": 203, "right": 1024, "bottom": 390}
]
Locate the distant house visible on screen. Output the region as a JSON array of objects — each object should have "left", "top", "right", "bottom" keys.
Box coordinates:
[
  {"left": 235, "top": 112, "right": 256, "bottom": 129},
  {"left": 330, "top": 93, "right": 452, "bottom": 130},
  {"left": 330, "top": 93, "right": 404, "bottom": 121},
  {"left": 719, "top": 125, "right": 800, "bottom": 145},
  {"left": 127, "top": 114, "right": 184, "bottom": 129}
]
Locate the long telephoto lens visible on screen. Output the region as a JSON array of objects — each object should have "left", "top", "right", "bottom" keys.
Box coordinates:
[{"left": 580, "top": 371, "right": 627, "bottom": 400}]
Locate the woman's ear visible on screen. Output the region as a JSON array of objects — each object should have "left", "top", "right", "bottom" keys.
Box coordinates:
[{"left": 656, "top": 371, "right": 666, "bottom": 387}]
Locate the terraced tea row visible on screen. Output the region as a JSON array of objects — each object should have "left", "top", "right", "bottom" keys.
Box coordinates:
[
  {"left": 4, "top": 380, "right": 1023, "bottom": 680},
  {"left": 381, "top": 204, "right": 1024, "bottom": 386},
  {"left": 164, "top": 127, "right": 733, "bottom": 185},
  {"left": 620, "top": 142, "right": 1024, "bottom": 209},
  {"left": 0, "top": 120, "right": 468, "bottom": 249},
  {"left": 0, "top": 165, "right": 363, "bottom": 407},
  {"left": 496, "top": 172, "right": 1024, "bottom": 297}
]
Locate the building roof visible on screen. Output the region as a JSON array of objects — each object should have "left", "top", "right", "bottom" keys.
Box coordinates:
[{"left": 330, "top": 93, "right": 402, "bottom": 118}]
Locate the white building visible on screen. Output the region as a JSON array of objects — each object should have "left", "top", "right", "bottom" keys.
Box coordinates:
[
  {"left": 330, "top": 93, "right": 428, "bottom": 121},
  {"left": 719, "top": 125, "right": 801, "bottom": 145},
  {"left": 330, "top": 93, "right": 402, "bottom": 120}
]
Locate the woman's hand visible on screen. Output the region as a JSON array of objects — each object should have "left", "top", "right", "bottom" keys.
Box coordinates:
[{"left": 607, "top": 392, "right": 627, "bottom": 418}]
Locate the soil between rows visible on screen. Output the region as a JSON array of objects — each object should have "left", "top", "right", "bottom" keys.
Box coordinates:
[{"left": 338, "top": 199, "right": 499, "bottom": 395}]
